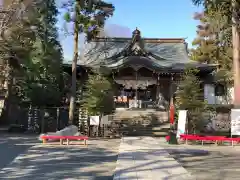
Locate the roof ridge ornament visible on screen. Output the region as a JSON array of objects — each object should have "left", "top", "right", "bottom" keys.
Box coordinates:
[{"left": 132, "top": 27, "right": 141, "bottom": 40}]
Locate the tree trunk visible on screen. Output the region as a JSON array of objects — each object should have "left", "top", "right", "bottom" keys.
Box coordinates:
[
  {"left": 232, "top": 0, "right": 240, "bottom": 107},
  {"left": 68, "top": 3, "right": 79, "bottom": 125}
]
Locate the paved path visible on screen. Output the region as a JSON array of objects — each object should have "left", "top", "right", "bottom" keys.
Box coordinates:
[
  {"left": 0, "top": 134, "right": 37, "bottom": 170},
  {"left": 113, "top": 137, "right": 194, "bottom": 180},
  {"left": 160, "top": 142, "right": 240, "bottom": 180},
  {"left": 0, "top": 135, "right": 120, "bottom": 180}
]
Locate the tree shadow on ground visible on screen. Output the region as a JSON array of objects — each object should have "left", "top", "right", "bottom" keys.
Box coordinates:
[
  {"left": 0, "top": 133, "right": 38, "bottom": 170},
  {"left": 165, "top": 146, "right": 240, "bottom": 180},
  {"left": 112, "top": 137, "right": 209, "bottom": 180},
  {"left": 0, "top": 136, "right": 120, "bottom": 180},
  {"left": 113, "top": 137, "right": 240, "bottom": 180},
  {"left": 114, "top": 148, "right": 197, "bottom": 179}
]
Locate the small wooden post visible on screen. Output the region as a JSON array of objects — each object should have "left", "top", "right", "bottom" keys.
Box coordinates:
[
  {"left": 56, "top": 108, "right": 60, "bottom": 131},
  {"left": 60, "top": 139, "right": 63, "bottom": 145},
  {"left": 42, "top": 139, "right": 47, "bottom": 144},
  {"left": 67, "top": 139, "right": 70, "bottom": 146}
]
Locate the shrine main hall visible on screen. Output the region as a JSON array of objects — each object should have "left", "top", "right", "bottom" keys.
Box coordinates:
[{"left": 64, "top": 28, "right": 223, "bottom": 110}]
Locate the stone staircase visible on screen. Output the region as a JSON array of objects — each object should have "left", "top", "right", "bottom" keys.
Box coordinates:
[{"left": 110, "top": 109, "right": 170, "bottom": 137}]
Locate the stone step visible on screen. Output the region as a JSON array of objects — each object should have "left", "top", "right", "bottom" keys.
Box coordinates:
[{"left": 109, "top": 110, "right": 170, "bottom": 137}]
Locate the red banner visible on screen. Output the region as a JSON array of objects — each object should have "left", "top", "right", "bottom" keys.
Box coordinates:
[{"left": 169, "top": 104, "right": 174, "bottom": 124}]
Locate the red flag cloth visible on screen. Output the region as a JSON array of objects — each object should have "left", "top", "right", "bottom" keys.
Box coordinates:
[{"left": 169, "top": 104, "right": 174, "bottom": 124}]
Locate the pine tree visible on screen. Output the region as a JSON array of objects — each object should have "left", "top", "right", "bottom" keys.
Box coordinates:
[{"left": 62, "top": 0, "right": 114, "bottom": 124}]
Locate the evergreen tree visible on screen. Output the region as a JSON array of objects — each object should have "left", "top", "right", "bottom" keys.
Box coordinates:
[
  {"left": 0, "top": 0, "right": 38, "bottom": 115},
  {"left": 15, "top": 0, "right": 64, "bottom": 106},
  {"left": 190, "top": 9, "right": 233, "bottom": 87},
  {"left": 0, "top": 0, "right": 64, "bottom": 107},
  {"left": 192, "top": 0, "right": 240, "bottom": 106},
  {"left": 62, "top": 0, "right": 114, "bottom": 124},
  {"left": 190, "top": 12, "right": 217, "bottom": 64},
  {"left": 80, "top": 70, "right": 114, "bottom": 116},
  {"left": 175, "top": 68, "right": 206, "bottom": 133},
  {"left": 190, "top": 11, "right": 232, "bottom": 73}
]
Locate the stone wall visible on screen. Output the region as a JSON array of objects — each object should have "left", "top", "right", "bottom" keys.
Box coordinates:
[{"left": 204, "top": 111, "right": 231, "bottom": 132}]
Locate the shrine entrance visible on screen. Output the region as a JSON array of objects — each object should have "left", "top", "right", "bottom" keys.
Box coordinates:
[{"left": 113, "top": 67, "right": 171, "bottom": 110}]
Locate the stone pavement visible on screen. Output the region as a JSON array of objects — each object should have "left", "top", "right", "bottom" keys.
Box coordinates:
[
  {"left": 113, "top": 137, "right": 194, "bottom": 180},
  {"left": 161, "top": 142, "right": 240, "bottom": 180},
  {"left": 0, "top": 137, "right": 120, "bottom": 180}
]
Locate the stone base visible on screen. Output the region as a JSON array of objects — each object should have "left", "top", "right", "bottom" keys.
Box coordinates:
[{"left": 39, "top": 125, "right": 81, "bottom": 141}]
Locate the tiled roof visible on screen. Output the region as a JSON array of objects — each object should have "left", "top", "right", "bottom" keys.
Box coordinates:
[{"left": 76, "top": 29, "right": 216, "bottom": 72}]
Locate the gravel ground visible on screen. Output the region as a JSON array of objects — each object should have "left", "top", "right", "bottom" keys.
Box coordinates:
[
  {"left": 160, "top": 140, "right": 240, "bottom": 180},
  {"left": 0, "top": 134, "right": 120, "bottom": 180}
]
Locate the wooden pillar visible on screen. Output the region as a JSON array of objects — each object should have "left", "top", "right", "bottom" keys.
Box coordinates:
[
  {"left": 135, "top": 70, "right": 138, "bottom": 101},
  {"left": 156, "top": 73, "right": 160, "bottom": 100},
  {"left": 169, "top": 74, "right": 174, "bottom": 107}
]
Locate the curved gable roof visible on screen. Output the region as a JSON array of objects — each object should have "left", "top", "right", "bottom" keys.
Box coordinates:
[{"left": 78, "top": 28, "right": 216, "bottom": 72}]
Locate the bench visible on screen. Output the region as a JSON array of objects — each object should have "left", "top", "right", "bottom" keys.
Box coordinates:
[
  {"left": 221, "top": 137, "right": 240, "bottom": 146},
  {"left": 165, "top": 134, "right": 198, "bottom": 142},
  {"left": 40, "top": 135, "right": 89, "bottom": 146},
  {"left": 166, "top": 134, "right": 240, "bottom": 146},
  {"left": 166, "top": 135, "right": 227, "bottom": 145},
  {"left": 180, "top": 134, "right": 227, "bottom": 145}
]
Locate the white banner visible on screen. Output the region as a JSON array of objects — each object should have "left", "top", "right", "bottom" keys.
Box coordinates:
[
  {"left": 100, "top": 115, "right": 110, "bottom": 126},
  {"left": 90, "top": 116, "right": 100, "bottom": 126},
  {"left": 231, "top": 109, "right": 240, "bottom": 136},
  {"left": 177, "top": 110, "right": 187, "bottom": 138}
]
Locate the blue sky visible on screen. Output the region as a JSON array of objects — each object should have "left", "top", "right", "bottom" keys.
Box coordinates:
[{"left": 58, "top": 0, "right": 202, "bottom": 61}]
